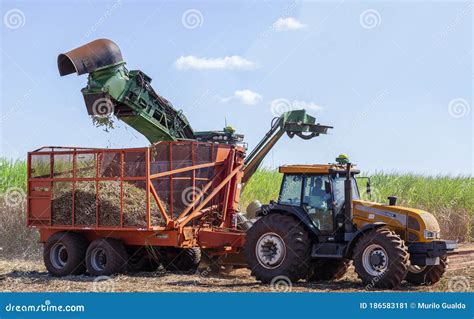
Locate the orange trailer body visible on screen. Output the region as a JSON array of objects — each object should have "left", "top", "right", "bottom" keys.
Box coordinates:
[{"left": 27, "top": 141, "right": 246, "bottom": 255}]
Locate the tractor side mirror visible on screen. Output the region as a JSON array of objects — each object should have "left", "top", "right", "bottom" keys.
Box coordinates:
[{"left": 324, "top": 181, "right": 331, "bottom": 194}]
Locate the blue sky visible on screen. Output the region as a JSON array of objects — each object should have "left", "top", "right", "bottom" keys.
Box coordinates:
[{"left": 1, "top": 0, "right": 472, "bottom": 175}]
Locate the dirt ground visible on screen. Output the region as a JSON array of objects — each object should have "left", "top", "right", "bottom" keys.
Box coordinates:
[{"left": 0, "top": 244, "right": 472, "bottom": 293}]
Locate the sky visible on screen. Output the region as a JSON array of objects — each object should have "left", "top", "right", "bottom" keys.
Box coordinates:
[{"left": 0, "top": 0, "right": 472, "bottom": 176}]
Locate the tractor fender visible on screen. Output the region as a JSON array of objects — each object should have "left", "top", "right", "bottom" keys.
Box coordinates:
[
  {"left": 256, "top": 204, "right": 321, "bottom": 238},
  {"left": 343, "top": 222, "right": 387, "bottom": 258}
]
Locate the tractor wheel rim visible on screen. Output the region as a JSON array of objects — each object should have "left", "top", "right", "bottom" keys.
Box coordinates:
[
  {"left": 50, "top": 243, "right": 68, "bottom": 269},
  {"left": 408, "top": 264, "right": 426, "bottom": 274},
  {"left": 362, "top": 244, "right": 389, "bottom": 276},
  {"left": 91, "top": 247, "right": 107, "bottom": 271},
  {"left": 255, "top": 232, "right": 286, "bottom": 269}
]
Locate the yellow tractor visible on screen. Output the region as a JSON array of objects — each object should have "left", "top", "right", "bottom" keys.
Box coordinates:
[{"left": 245, "top": 155, "right": 457, "bottom": 288}]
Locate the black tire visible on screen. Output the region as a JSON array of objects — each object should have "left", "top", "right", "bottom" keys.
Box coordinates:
[
  {"left": 353, "top": 227, "right": 409, "bottom": 289},
  {"left": 127, "top": 247, "right": 159, "bottom": 272},
  {"left": 162, "top": 248, "right": 201, "bottom": 272},
  {"left": 307, "top": 258, "right": 350, "bottom": 281},
  {"left": 245, "top": 214, "right": 311, "bottom": 283},
  {"left": 86, "top": 238, "right": 128, "bottom": 276},
  {"left": 405, "top": 256, "right": 448, "bottom": 285},
  {"left": 43, "top": 232, "right": 88, "bottom": 277}
]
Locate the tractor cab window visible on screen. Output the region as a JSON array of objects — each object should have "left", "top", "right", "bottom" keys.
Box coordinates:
[
  {"left": 279, "top": 174, "right": 303, "bottom": 206},
  {"left": 302, "top": 175, "right": 333, "bottom": 231},
  {"left": 333, "top": 175, "right": 360, "bottom": 213}
]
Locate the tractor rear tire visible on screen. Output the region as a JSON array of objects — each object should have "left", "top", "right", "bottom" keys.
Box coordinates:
[
  {"left": 353, "top": 227, "right": 409, "bottom": 289},
  {"left": 86, "top": 238, "right": 128, "bottom": 276},
  {"left": 307, "top": 258, "right": 350, "bottom": 281},
  {"left": 405, "top": 256, "right": 448, "bottom": 285},
  {"left": 44, "top": 232, "right": 88, "bottom": 277},
  {"left": 162, "top": 248, "right": 201, "bottom": 272},
  {"left": 245, "top": 214, "right": 311, "bottom": 283}
]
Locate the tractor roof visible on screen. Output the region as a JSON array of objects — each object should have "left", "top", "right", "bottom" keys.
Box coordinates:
[{"left": 279, "top": 164, "right": 359, "bottom": 174}]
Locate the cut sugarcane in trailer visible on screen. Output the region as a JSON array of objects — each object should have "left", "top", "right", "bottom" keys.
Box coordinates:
[{"left": 27, "top": 39, "right": 457, "bottom": 288}]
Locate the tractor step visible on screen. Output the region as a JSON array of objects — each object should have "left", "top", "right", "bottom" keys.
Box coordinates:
[{"left": 311, "top": 243, "right": 346, "bottom": 258}]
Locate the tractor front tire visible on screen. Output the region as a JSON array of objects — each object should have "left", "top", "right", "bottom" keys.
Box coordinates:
[
  {"left": 44, "top": 232, "right": 88, "bottom": 277},
  {"left": 353, "top": 227, "right": 409, "bottom": 289},
  {"left": 245, "top": 214, "right": 311, "bottom": 283},
  {"left": 86, "top": 238, "right": 128, "bottom": 276},
  {"left": 405, "top": 256, "right": 448, "bottom": 285},
  {"left": 307, "top": 258, "right": 350, "bottom": 282}
]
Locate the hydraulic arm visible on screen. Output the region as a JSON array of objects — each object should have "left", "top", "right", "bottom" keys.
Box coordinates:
[{"left": 242, "top": 110, "right": 332, "bottom": 183}]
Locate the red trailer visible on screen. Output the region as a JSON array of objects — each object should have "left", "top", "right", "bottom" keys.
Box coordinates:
[{"left": 27, "top": 141, "right": 246, "bottom": 276}]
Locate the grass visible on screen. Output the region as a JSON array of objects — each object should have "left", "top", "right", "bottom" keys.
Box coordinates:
[
  {"left": 0, "top": 158, "right": 27, "bottom": 193},
  {"left": 0, "top": 158, "right": 472, "bottom": 260}
]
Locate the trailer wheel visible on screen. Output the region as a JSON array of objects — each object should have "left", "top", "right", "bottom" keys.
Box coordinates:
[
  {"left": 405, "top": 256, "right": 447, "bottom": 285},
  {"left": 245, "top": 214, "right": 311, "bottom": 283},
  {"left": 353, "top": 227, "right": 409, "bottom": 288},
  {"left": 162, "top": 248, "right": 201, "bottom": 272},
  {"left": 307, "top": 258, "right": 350, "bottom": 281},
  {"left": 86, "top": 238, "right": 128, "bottom": 276},
  {"left": 43, "top": 232, "right": 88, "bottom": 277}
]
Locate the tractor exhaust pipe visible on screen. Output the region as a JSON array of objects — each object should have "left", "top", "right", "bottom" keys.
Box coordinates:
[
  {"left": 344, "top": 163, "right": 353, "bottom": 233},
  {"left": 57, "top": 38, "right": 124, "bottom": 76}
]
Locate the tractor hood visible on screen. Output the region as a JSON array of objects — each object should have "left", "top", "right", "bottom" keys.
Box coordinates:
[{"left": 352, "top": 200, "right": 441, "bottom": 241}]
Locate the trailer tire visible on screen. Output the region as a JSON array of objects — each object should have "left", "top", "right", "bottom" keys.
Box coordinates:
[
  {"left": 405, "top": 256, "right": 447, "bottom": 285},
  {"left": 245, "top": 214, "right": 311, "bottom": 283},
  {"left": 86, "top": 238, "right": 128, "bottom": 276},
  {"left": 44, "top": 232, "right": 88, "bottom": 277},
  {"left": 352, "top": 227, "right": 409, "bottom": 289},
  {"left": 162, "top": 248, "right": 201, "bottom": 272},
  {"left": 307, "top": 258, "right": 350, "bottom": 281}
]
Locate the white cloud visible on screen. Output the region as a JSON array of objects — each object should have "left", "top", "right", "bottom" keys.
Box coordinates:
[
  {"left": 175, "top": 55, "right": 258, "bottom": 70},
  {"left": 270, "top": 98, "right": 323, "bottom": 116},
  {"left": 218, "top": 89, "right": 263, "bottom": 105},
  {"left": 273, "top": 17, "right": 306, "bottom": 31},
  {"left": 291, "top": 100, "right": 323, "bottom": 111}
]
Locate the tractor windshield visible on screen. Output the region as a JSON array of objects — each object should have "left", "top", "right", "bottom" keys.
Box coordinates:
[
  {"left": 332, "top": 176, "right": 360, "bottom": 213},
  {"left": 279, "top": 174, "right": 303, "bottom": 206}
]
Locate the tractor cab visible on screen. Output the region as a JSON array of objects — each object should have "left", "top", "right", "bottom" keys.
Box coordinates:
[{"left": 277, "top": 157, "right": 360, "bottom": 234}]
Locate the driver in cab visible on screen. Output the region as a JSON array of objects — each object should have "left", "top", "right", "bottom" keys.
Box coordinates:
[{"left": 307, "top": 177, "right": 332, "bottom": 231}]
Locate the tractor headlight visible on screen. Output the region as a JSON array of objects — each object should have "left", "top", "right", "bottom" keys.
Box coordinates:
[{"left": 424, "top": 229, "right": 440, "bottom": 239}]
